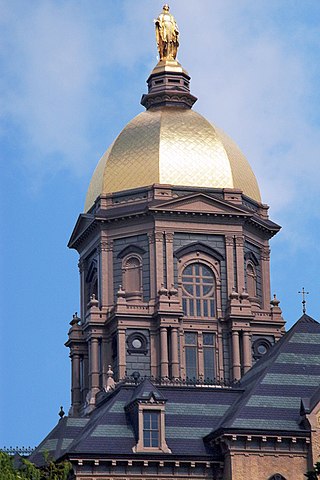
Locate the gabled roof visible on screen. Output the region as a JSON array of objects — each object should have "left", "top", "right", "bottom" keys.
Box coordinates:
[
  {"left": 30, "top": 315, "right": 320, "bottom": 465},
  {"left": 215, "top": 314, "right": 320, "bottom": 435},
  {"left": 126, "top": 378, "right": 166, "bottom": 405},
  {"left": 30, "top": 383, "right": 242, "bottom": 464}
]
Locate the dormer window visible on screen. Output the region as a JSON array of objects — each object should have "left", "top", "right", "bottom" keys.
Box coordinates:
[
  {"left": 126, "top": 379, "right": 171, "bottom": 454},
  {"left": 143, "top": 411, "right": 160, "bottom": 448}
]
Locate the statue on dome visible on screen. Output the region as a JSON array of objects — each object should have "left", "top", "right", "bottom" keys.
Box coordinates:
[{"left": 155, "top": 4, "right": 179, "bottom": 61}]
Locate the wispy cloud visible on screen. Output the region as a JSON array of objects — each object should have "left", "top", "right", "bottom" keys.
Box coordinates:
[{"left": 1, "top": 0, "right": 319, "bottom": 220}]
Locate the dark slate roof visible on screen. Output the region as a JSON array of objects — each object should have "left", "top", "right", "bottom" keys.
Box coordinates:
[
  {"left": 127, "top": 378, "right": 166, "bottom": 404},
  {"left": 30, "top": 384, "right": 242, "bottom": 464},
  {"left": 29, "top": 415, "right": 90, "bottom": 466},
  {"left": 30, "top": 314, "right": 320, "bottom": 464},
  {"left": 215, "top": 314, "right": 320, "bottom": 435}
]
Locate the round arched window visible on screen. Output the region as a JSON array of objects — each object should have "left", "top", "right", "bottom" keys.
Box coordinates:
[
  {"left": 181, "top": 263, "right": 215, "bottom": 318},
  {"left": 123, "top": 256, "right": 142, "bottom": 293},
  {"left": 246, "top": 262, "right": 257, "bottom": 297}
]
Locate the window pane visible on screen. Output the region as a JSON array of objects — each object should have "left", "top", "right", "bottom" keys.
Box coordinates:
[
  {"left": 143, "top": 431, "right": 150, "bottom": 447},
  {"left": 204, "top": 347, "right": 215, "bottom": 382},
  {"left": 203, "top": 285, "right": 212, "bottom": 295},
  {"left": 183, "top": 265, "right": 192, "bottom": 275},
  {"left": 151, "top": 431, "right": 159, "bottom": 447},
  {"left": 186, "top": 346, "right": 197, "bottom": 379},
  {"left": 151, "top": 412, "right": 158, "bottom": 429},
  {"left": 189, "top": 299, "right": 194, "bottom": 316},
  {"left": 185, "top": 284, "right": 194, "bottom": 295},
  {"left": 182, "top": 298, "right": 187, "bottom": 315},
  {"left": 203, "top": 333, "right": 214, "bottom": 345},
  {"left": 210, "top": 300, "right": 215, "bottom": 317},
  {"left": 185, "top": 332, "right": 197, "bottom": 345},
  {"left": 203, "top": 300, "right": 208, "bottom": 317},
  {"left": 196, "top": 299, "right": 201, "bottom": 316},
  {"left": 143, "top": 412, "right": 150, "bottom": 428}
]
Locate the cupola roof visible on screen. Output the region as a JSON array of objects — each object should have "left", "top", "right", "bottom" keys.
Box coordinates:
[{"left": 85, "top": 6, "right": 261, "bottom": 212}]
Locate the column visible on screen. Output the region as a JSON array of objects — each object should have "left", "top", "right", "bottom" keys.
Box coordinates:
[
  {"left": 261, "top": 246, "right": 271, "bottom": 310},
  {"left": 118, "top": 329, "right": 126, "bottom": 380},
  {"left": 98, "top": 238, "right": 109, "bottom": 308},
  {"left": 160, "top": 326, "right": 169, "bottom": 378},
  {"left": 71, "top": 353, "right": 81, "bottom": 411},
  {"left": 90, "top": 338, "right": 100, "bottom": 390},
  {"left": 78, "top": 259, "right": 86, "bottom": 320},
  {"left": 101, "top": 337, "right": 108, "bottom": 387},
  {"left": 171, "top": 327, "right": 179, "bottom": 379},
  {"left": 225, "top": 235, "right": 235, "bottom": 296},
  {"left": 106, "top": 240, "right": 114, "bottom": 308},
  {"left": 165, "top": 232, "right": 174, "bottom": 289},
  {"left": 235, "top": 235, "right": 245, "bottom": 293},
  {"left": 83, "top": 353, "right": 89, "bottom": 398},
  {"left": 232, "top": 331, "right": 241, "bottom": 380},
  {"left": 242, "top": 331, "right": 252, "bottom": 373},
  {"left": 148, "top": 233, "right": 156, "bottom": 299},
  {"left": 155, "top": 231, "right": 164, "bottom": 293},
  {"left": 150, "top": 330, "right": 158, "bottom": 378}
]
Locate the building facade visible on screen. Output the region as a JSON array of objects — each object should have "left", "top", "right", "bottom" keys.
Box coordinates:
[{"left": 30, "top": 6, "right": 320, "bottom": 480}]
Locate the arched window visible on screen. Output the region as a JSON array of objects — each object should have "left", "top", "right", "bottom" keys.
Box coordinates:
[
  {"left": 246, "top": 262, "right": 257, "bottom": 297},
  {"left": 182, "top": 263, "right": 215, "bottom": 318},
  {"left": 269, "top": 475, "right": 287, "bottom": 480},
  {"left": 86, "top": 260, "right": 98, "bottom": 304},
  {"left": 123, "top": 256, "right": 142, "bottom": 293}
]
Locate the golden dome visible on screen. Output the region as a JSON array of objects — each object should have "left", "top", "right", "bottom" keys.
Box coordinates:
[{"left": 85, "top": 107, "right": 261, "bottom": 211}]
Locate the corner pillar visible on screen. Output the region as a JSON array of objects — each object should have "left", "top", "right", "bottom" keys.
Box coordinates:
[
  {"left": 160, "top": 326, "right": 169, "bottom": 378},
  {"left": 261, "top": 246, "right": 271, "bottom": 309},
  {"left": 232, "top": 331, "right": 241, "bottom": 380},
  {"left": 155, "top": 231, "right": 164, "bottom": 293},
  {"left": 235, "top": 235, "right": 245, "bottom": 293},
  {"left": 165, "top": 232, "right": 174, "bottom": 289},
  {"left": 118, "top": 329, "right": 126, "bottom": 380},
  {"left": 225, "top": 235, "right": 235, "bottom": 296},
  {"left": 242, "top": 331, "right": 252, "bottom": 373},
  {"left": 171, "top": 327, "right": 179, "bottom": 379},
  {"left": 90, "top": 338, "right": 100, "bottom": 390},
  {"left": 71, "top": 353, "right": 81, "bottom": 412}
]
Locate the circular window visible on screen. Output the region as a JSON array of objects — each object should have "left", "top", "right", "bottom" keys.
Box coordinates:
[
  {"left": 132, "top": 338, "right": 142, "bottom": 349},
  {"left": 257, "top": 343, "right": 268, "bottom": 355},
  {"left": 253, "top": 338, "right": 272, "bottom": 360},
  {"left": 127, "top": 332, "right": 148, "bottom": 355}
]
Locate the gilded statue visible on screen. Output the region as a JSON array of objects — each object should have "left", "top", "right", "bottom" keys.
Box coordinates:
[{"left": 155, "top": 4, "right": 179, "bottom": 61}]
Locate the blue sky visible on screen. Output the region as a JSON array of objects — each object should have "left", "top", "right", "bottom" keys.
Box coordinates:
[{"left": 1, "top": 0, "right": 320, "bottom": 448}]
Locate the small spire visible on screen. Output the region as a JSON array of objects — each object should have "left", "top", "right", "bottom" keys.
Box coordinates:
[
  {"left": 270, "top": 293, "right": 280, "bottom": 307},
  {"left": 70, "top": 312, "right": 80, "bottom": 326},
  {"left": 105, "top": 365, "right": 115, "bottom": 392},
  {"left": 59, "top": 406, "right": 65, "bottom": 419},
  {"left": 298, "top": 287, "right": 309, "bottom": 314}
]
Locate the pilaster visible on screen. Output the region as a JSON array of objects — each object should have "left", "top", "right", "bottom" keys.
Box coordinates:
[
  {"left": 235, "top": 235, "right": 245, "bottom": 293},
  {"left": 160, "top": 326, "right": 169, "bottom": 378},
  {"left": 261, "top": 246, "right": 271, "bottom": 310},
  {"left": 225, "top": 235, "right": 235, "bottom": 296}
]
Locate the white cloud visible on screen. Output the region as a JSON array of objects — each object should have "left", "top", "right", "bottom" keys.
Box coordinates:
[{"left": 1, "top": 0, "right": 320, "bottom": 222}]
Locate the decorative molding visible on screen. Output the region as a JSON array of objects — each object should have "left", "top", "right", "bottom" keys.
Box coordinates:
[{"left": 261, "top": 247, "right": 271, "bottom": 260}]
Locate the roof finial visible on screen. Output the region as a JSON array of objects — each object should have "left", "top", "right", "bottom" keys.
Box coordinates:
[
  {"left": 298, "top": 287, "right": 309, "bottom": 314},
  {"left": 155, "top": 4, "right": 179, "bottom": 61}
]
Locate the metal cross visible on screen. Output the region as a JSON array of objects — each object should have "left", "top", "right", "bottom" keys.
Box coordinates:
[{"left": 298, "top": 287, "right": 309, "bottom": 314}]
